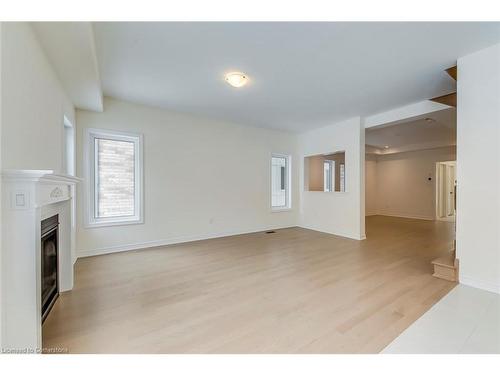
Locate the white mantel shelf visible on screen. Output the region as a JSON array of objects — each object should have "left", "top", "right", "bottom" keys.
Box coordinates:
[
  {"left": 2, "top": 169, "right": 82, "bottom": 184},
  {"left": 1, "top": 169, "right": 82, "bottom": 352}
]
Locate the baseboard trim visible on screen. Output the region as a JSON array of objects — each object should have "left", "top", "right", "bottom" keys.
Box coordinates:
[
  {"left": 298, "top": 225, "right": 364, "bottom": 241},
  {"left": 77, "top": 225, "right": 296, "bottom": 258},
  {"left": 459, "top": 275, "right": 500, "bottom": 295},
  {"left": 370, "top": 212, "right": 435, "bottom": 221}
]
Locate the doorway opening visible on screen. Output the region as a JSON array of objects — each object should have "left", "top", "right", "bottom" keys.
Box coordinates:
[
  {"left": 435, "top": 161, "right": 456, "bottom": 221},
  {"left": 364, "top": 107, "right": 457, "bottom": 280}
]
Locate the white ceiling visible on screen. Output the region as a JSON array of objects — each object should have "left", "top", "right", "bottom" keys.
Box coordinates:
[
  {"left": 365, "top": 107, "right": 456, "bottom": 154},
  {"left": 92, "top": 22, "right": 500, "bottom": 132}
]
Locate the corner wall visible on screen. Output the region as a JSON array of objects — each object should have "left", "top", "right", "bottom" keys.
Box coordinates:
[
  {"left": 365, "top": 154, "right": 378, "bottom": 216},
  {"left": 1, "top": 22, "right": 75, "bottom": 348},
  {"left": 456, "top": 43, "right": 500, "bottom": 293},
  {"left": 0, "top": 21, "right": 3, "bottom": 349},
  {"left": 76, "top": 98, "right": 300, "bottom": 257},
  {"left": 298, "top": 117, "right": 365, "bottom": 240},
  {"left": 0, "top": 22, "right": 75, "bottom": 172}
]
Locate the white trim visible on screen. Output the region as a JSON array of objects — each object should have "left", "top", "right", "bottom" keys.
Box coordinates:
[
  {"left": 304, "top": 190, "right": 349, "bottom": 195},
  {"left": 435, "top": 160, "right": 457, "bottom": 222},
  {"left": 323, "top": 159, "right": 334, "bottom": 192},
  {"left": 77, "top": 225, "right": 296, "bottom": 258},
  {"left": 271, "top": 207, "right": 293, "bottom": 213},
  {"left": 271, "top": 153, "right": 292, "bottom": 211},
  {"left": 298, "top": 224, "right": 364, "bottom": 241},
  {"left": 1, "top": 169, "right": 82, "bottom": 184},
  {"left": 84, "top": 128, "right": 144, "bottom": 228},
  {"left": 372, "top": 212, "right": 435, "bottom": 221},
  {"left": 63, "top": 115, "right": 76, "bottom": 177},
  {"left": 459, "top": 275, "right": 500, "bottom": 295}
]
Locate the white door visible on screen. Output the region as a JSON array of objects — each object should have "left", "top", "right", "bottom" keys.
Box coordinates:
[{"left": 436, "top": 161, "right": 456, "bottom": 221}]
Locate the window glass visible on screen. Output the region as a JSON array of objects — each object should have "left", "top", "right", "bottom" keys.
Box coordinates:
[
  {"left": 96, "top": 138, "right": 136, "bottom": 218},
  {"left": 272, "top": 155, "right": 290, "bottom": 209}
]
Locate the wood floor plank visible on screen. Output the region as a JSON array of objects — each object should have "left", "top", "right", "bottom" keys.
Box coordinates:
[{"left": 42, "top": 215, "right": 456, "bottom": 353}]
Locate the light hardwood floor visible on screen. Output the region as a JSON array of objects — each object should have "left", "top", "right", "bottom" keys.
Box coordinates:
[{"left": 43, "top": 216, "right": 456, "bottom": 353}]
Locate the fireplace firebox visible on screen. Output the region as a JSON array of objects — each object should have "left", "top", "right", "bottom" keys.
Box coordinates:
[{"left": 41, "top": 214, "right": 59, "bottom": 323}]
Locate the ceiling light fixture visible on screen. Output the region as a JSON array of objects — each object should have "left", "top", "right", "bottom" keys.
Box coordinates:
[
  {"left": 225, "top": 72, "right": 249, "bottom": 88},
  {"left": 424, "top": 117, "right": 435, "bottom": 123},
  {"left": 384, "top": 145, "right": 390, "bottom": 149}
]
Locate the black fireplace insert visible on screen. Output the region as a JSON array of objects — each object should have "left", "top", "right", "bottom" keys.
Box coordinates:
[{"left": 41, "top": 214, "right": 59, "bottom": 323}]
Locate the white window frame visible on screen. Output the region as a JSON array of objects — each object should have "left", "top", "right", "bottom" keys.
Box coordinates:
[
  {"left": 84, "top": 128, "right": 144, "bottom": 228},
  {"left": 271, "top": 153, "right": 292, "bottom": 212},
  {"left": 323, "top": 160, "right": 334, "bottom": 192},
  {"left": 340, "top": 163, "right": 346, "bottom": 192},
  {"left": 63, "top": 115, "right": 75, "bottom": 176}
]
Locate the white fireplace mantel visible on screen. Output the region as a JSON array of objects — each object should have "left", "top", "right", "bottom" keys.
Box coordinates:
[{"left": 1, "top": 170, "right": 82, "bottom": 352}]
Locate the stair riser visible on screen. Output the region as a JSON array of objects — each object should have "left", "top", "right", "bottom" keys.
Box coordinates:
[{"left": 433, "top": 264, "right": 457, "bottom": 281}]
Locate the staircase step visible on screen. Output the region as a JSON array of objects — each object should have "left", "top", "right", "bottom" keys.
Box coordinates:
[
  {"left": 432, "top": 254, "right": 455, "bottom": 269},
  {"left": 432, "top": 253, "right": 458, "bottom": 282},
  {"left": 430, "top": 92, "right": 457, "bottom": 107},
  {"left": 446, "top": 66, "right": 457, "bottom": 81}
]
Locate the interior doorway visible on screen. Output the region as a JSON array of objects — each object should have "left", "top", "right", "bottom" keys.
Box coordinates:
[
  {"left": 364, "top": 107, "right": 458, "bottom": 281},
  {"left": 435, "top": 161, "right": 456, "bottom": 221}
]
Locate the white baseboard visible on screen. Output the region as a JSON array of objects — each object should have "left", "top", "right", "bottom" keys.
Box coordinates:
[
  {"left": 459, "top": 275, "right": 500, "bottom": 295},
  {"left": 298, "top": 225, "right": 364, "bottom": 241},
  {"left": 77, "top": 225, "right": 296, "bottom": 258},
  {"left": 370, "top": 211, "right": 435, "bottom": 221}
]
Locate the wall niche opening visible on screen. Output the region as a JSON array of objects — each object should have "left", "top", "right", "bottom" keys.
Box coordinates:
[{"left": 304, "top": 151, "right": 346, "bottom": 192}]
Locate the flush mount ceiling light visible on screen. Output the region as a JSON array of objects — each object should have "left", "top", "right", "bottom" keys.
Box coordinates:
[
  {"left": 225, "top": 72, "right": 249, "bottom": 88},
  {"left": 384, "top": 145, "right": 390, "bottom": 149}
]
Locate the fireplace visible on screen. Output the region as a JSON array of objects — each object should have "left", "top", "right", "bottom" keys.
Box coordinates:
[{"left": 41, "top": 214, "right": 59, "bottom": 323}]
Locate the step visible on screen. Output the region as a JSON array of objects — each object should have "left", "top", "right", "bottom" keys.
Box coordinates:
[{"left": 432, "top": 253, "right": 458, "bottom": 282}]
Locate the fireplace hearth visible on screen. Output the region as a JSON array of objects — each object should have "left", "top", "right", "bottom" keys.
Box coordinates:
[{"left": 41, "top": 214, "right": 59, "bottom": 323}]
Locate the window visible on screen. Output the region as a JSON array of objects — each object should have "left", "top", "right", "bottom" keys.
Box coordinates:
[
  {"left": 271, "top": 154, "right": 291, "bottom": 210},
  {"left": 323, "top": 160, "right": 334, "bottom": 192},
  {"left": 63, "top": 116, "right": 75, "bottom": 176},
  {"left": 340, "top": 163, "right": 346, "bottom": 192},
  {"left": 85, "top": 129, "right": 143, "bottom": 227}
]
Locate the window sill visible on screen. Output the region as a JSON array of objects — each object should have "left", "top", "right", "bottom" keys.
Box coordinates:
[
  {"left": 304, "top": 190, "right": 348, "bottom": 194},
  {"left": 271, "top": 207, "right": 293, "bottom": 213},
  {"left": 85, "top": 217, "right": 144, "bottom": 229}
]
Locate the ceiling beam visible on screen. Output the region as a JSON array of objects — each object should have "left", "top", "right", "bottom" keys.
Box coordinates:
[{"left": 363, "top": 100, "right": 452, "bottom": 129}]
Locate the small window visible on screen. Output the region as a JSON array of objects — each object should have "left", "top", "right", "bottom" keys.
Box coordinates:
[
  {"left": 323, "top": 160, "right": 334, "bottom": 192},
  {"left": 340, "top": 163, "right": 346, "bottom": 192},
  {"left": 85, "top": 129, "right": 143, "bottom": 227},
  {"left": 271, "top": 154, "right": 291, "bottom": 210},
  {"left": 63, "top": 116, "right": 75, "bottom": 176}
]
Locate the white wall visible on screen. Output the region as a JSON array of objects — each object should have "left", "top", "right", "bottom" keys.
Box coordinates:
[
  {"left": 365, "top": 155, "right": 378, "bottom": 216},
  {"left": 299, "top": 117, "right": 365, "bottom": 240},
  {"left": 1, "top": 22, "right": 76, "bottom": 348},
  {"left": 0, "top": 21, "right": 3, "bottom": 349},
  {"left": 76, "top": 97, "right": 299, "bottom": 256},
  {"left": 1, "top": 22, "right": 75, "bottom": 172},
  {"left": 456, "top": 43, "right": 500, "bottom": 294},
  {"left": 366, "top": 147, "right": 456, "bottom": 220}
]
